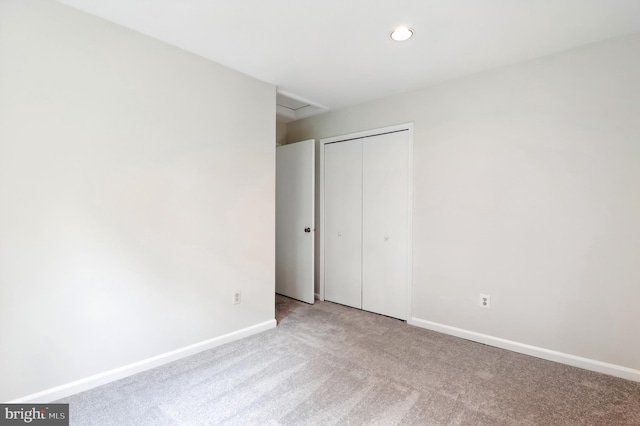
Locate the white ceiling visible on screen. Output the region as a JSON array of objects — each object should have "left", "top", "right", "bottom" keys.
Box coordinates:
[{"left": 57, "top": 0, "right": 640, "bottom": 114}]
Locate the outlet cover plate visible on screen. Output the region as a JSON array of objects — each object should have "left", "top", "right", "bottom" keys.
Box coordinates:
[{"left": 479, "top": 293, "right": 491, "bottom": 309}]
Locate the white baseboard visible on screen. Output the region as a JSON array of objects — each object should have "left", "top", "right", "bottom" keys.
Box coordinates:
[
  {"left": 10, "top": 319, "right": 277, "bottom": 403},
  {"left": 408, "top": 317, "right": 640, "bottom": 383}
]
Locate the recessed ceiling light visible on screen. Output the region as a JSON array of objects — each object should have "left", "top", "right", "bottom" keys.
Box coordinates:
[{"left": 390, "top": 26, "right": 413, "bottom": 41}]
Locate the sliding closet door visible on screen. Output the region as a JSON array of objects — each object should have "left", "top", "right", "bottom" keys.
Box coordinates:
[
  {"left": 362, "top": 131, "right": 410, "bottom": 320},
  {"left": 324, "top": 139, "right": 362, "bottom": 309}
]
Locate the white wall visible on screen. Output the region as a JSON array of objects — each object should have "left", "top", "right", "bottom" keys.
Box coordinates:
[
  {"left": 288, "top": 34, "right": 640, "bottom": 373},
  {"left": 0, "top": 0, "right": 275, "bottom": 402},
  {"left": 276, "top": 120, "right": 287, "bottom": 146}
]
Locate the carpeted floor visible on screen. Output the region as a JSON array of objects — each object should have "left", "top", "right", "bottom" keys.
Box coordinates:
[{"left": 60, "top": 295, "right": 640, "bottom": 425}]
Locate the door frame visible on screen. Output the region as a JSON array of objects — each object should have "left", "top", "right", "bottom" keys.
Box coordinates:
[{"left": 319, "top": 123, "right": 414, "bottom": 319}]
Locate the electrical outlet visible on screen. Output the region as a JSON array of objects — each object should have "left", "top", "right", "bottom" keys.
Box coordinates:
[
  {"left": 233, "top": 291, "right": 241, "bottom": 305},
  {"left": 479, "top": 293, "right": 491, "bottom": 309}
]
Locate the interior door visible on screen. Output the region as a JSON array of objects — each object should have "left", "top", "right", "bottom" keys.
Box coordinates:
[
  {"left": 276, "top": 140, "right": 315, "bottom": 304},
  {"left": 324, "top": 139, "right": 363, "bottom": 309},
  {"left": 362, "top": 131, "right": 410, "bottom": 319}
]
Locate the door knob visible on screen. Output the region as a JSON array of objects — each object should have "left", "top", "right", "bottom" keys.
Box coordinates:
[{"left": 304, "top": 227, "right": 311, "bottom": 233}]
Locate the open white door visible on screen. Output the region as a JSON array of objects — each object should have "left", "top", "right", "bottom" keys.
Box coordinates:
[{"left": 276, "top": 140, "right": 315, "bottom": 304}]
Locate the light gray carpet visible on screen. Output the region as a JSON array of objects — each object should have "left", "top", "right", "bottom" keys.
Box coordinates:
[{"left": 60, "top": 295, "right": 640, "bottom": 425}]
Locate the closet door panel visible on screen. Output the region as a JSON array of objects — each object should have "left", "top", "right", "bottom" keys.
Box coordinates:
[
  {"left": 324, "top": 139, "right": 363, "bottom": 309},
  {"left": 362, "top": 131, "right": 409, "bottom": 319}
]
